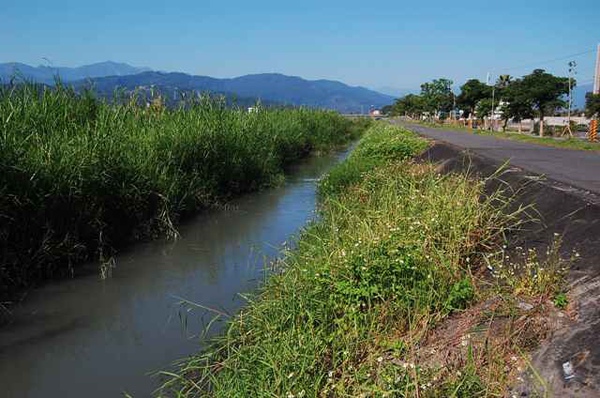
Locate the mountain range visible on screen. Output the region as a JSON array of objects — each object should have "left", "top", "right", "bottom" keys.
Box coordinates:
[
  {"left": 0, "top": 61, "right": 150, "bottom": 85},
  {"left": 0, "top": 61, "right": 395, "bottom": 113}
]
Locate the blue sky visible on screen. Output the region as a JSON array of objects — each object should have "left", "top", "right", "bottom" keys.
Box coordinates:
[{"left": 2, "top": 0, "right": 598, "bottom": 92}]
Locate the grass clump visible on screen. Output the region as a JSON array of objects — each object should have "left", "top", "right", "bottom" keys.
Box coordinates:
[
  {"left": 160, "top": 123, "right": 567, "bottom": 397},
  {"left": 318, "top": 124, "right": 428, "bottom": 197},
  {"left": 0, "top": 83, "right": 365, "bottom": 298}
]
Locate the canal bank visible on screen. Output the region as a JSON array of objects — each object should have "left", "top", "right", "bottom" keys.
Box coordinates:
[
  {"left": 0, "top": 146, "right": 354, "bottom": 398},
  {"left": 162, "top": 123, "right": 565, "bottom": 397}
]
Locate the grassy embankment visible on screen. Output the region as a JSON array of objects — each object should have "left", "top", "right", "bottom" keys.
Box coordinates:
[
  {"left": 0, "top": 83, "right": 365, "bottom": 299},
  {"left": 411, "top": 119, "right": 600, "bottom": 151},
  {"left": 161, "top": 123, "right": 572, "bottom": 397}
]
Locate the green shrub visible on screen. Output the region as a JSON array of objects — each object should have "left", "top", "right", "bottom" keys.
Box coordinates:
[{"left": 318, "top": 123, "right": 428, "bottom": 196}]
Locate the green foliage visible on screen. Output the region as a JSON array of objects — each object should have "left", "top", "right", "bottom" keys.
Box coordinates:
[
  {"left": 553, "top": 292, "right": 568, "bottom": 309},
  {"left": 380, "top": 104, "right": 393, "bottom": 115},
  {"left": 0, "top": 83, "right": 361, "bottom": 296},
  {"left": 457, "top": 79, "right": 492, "bottom": 118},
  {"left": 500, "top": 78, "right": 534, "bottom": 124},
  {"left": 391, "top": 93, "right": 427, "bottom": 118},
  {"left": 160, "top": 124, "right": 521, "bottom": 397},
  {"left": 520, "top": 69, "right": 570, "bottom": 136},
  {"left": 585, "top": 92, "right": 600, "bottom": 118},
  {"left": 420, "top": 78, "right": 454, "bottom": 116},
  {"left": 318, "top": 123, "right": 427, "bottom": 196},
  {"left": 412, "top": 70, "right": 570, "bottom": 137},
  {"left": 475, "top": 98, "right": 493, "bottom": 120},
  {"left": 496, "top": 74, "right": 513, "bottom": 91},
  {"left": 520, "top": 69, "right": 570, "bottom": 114},
  {"left": 444, "top": 278, "right": 475, "bottom": 311}
]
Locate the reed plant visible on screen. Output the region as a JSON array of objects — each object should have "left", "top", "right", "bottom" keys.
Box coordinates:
[{"left": 0, "top": 83, "right": 362, "bottom": 298}]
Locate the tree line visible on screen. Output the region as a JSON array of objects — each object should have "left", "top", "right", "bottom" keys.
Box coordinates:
[{"left": 384, "top": 69, "right": 600, "bottom": 137}]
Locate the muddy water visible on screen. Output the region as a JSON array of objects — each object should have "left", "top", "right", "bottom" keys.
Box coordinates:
[{"left": 0, "top": 147, "right": 351, "bottom": 398}]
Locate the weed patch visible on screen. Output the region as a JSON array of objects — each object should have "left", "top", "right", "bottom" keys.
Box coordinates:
[{"left": 159, "top": 123, "right": 571, "bottom": 397}]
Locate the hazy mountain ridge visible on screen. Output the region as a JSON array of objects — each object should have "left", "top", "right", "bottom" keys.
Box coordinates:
[
  {"left": 0, "top": 61, "right": 150, "bottom": 84},
  {"left": 1, "top": 62, "right": 396, "bottom": 112},
  {"left": 77, "top": 71, "right": 395, "bottom": 112}
]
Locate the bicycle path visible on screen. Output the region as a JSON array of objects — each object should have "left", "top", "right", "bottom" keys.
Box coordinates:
[{"left": 396, "top": 121, "right": 600, "bottom": 194}]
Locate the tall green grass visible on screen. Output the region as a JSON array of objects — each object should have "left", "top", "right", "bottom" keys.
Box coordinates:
[
  {"left": 160, "top": 123, "right": 529, "bottom": 397},
  {"left": 0, "top": 83, "right": 363, "bottom": 297}
]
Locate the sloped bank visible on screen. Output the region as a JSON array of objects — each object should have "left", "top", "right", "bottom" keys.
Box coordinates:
[
  {"left": 160, "top": 124, "right": 573, "bottom": 397},
  {"left": 418, "top": 141, "right": 600, "bottom": 397}
]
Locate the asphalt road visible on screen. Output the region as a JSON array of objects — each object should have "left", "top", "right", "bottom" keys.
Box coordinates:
[{"left": 396, "top": 122, "right": 600, "bottom": 194}]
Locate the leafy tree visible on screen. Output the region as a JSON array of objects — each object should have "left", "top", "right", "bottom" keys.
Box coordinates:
[
  {"left": 475, "top": 98, "right": 493, "bottom": 121},
  {"left": 520, "top": 69, "right": 570, "bottom": 136},
  {"left": 381, "top": 104, "right": 393, "bottom": 115},
  {"left": 420, "top": 78, "right": 453, "bottom": 119},
  {"left": 495, "top": 74, "right": 513, "bottom": 102},
  {"left": 500, "top": 79, "right": 534, "bottom": 132},
  {"left": 456, "top": 79, "right": 491, "bottom": 119},
  {"left": 496, "top": 74, "right": 513, "bottom": 90},
  {"left": 392, "top": 94, "right": 426, "bottom": 118},
  {"left": 585, "top": 93, "right": 600, "bottom": 118}
]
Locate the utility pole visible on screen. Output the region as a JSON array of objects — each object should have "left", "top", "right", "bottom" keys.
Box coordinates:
[
  {"left": 451, "top": 88, "right": 456, "bottom": 122},
  {"left": 562, "top": 61, "right": 576, "bottom": 137},
  {"left": 491, "top": 82, "right": 495, "bottom": 132},
  {"left": 487, "top": 72, "right": 495, "bottom": 131}
]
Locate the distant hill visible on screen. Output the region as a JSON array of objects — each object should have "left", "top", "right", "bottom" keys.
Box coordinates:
[
  {"left": 73, "top": 71, "right": 395, "bottom": 113},
  {"left": 1, "top": 62, "right": 395, "bottom": 112},
  {"left": 0, "top": 61, "right": 151, "bottom": 84}
]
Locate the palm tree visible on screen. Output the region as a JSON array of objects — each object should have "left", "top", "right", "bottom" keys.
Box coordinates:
[{"left": 496, "top": 74, "right": 512, "bottom": 90}]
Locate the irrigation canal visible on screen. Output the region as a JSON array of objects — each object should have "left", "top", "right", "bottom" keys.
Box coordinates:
[{"left": 0, "top": 145, "right": 353, "bottom": 398}]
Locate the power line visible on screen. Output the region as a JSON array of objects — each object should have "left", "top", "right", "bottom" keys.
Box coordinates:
[
  {"left": 492, "top": 48, "right": 596, "bottom": 74},
  {"left": 576, "top": 79, "right": 595, "bottom": 85}
]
